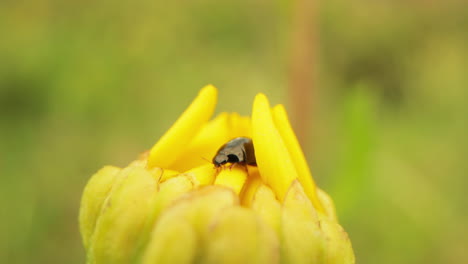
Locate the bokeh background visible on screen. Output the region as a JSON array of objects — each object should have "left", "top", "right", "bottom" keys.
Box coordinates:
[{"left": 1, "top": 0, "right": 467, "bottom": 263}]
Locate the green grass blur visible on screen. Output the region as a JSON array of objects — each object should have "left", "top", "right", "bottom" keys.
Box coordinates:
[{"left": 1, "top": 0, "right": 467, "bottom": 263}]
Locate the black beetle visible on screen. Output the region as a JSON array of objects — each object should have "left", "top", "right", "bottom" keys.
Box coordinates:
[{"left": 212, "top": 137, "right": 257, "bottom": 167}]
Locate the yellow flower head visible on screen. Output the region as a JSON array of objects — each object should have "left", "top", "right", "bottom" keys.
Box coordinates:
[{"left": 79, "top": 85, "right": 355, "bottom": 264}]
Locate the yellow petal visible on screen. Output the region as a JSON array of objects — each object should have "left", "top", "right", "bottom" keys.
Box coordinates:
[
  {"left": 158, "top": 186, "right": 238, "bottom": 232},
  {"left": 159, "top": 168, "right": 181, "bottom": 182},
  {"left": 215, "top": 166, "right": 248, "bottom": 195},
  {"left": 143, "top": 186, "right": 238, "bottom": 264},
  {"left": 142, "top": 217, "right": 197, "bottom": 264},
  {"left": 317, "top": 188, "right": 338, "bottom": 222},
  {"left": 227, "top": 112, "right": 252, "bottom": 139},
  {"left": 151, "top": 174, "right": 198, "bottom": 220},
  {"left": 148, "top": 85, "right": 218, "bottom": 169},
  {"left": 127, "top": 158, "right": 147, "bottom": 168},
  {"left": 172, "top": 112, "right": 252, "bottom": 172},
  {"left": 239, "top": 166, "right": 262, "bottom": 206},
  {"left": 272, "top": 104, "right": 325, "bottom": 213},
  {"left": 79, "top": 166, "right": 121, "bottom": 249},
  {"left": 127, "top": 174, "right": 197, "bottom": 260},
  {"left": 172, "top": 112, "right": 231, "bottom": 171},
  {"left": 152, "top": 186, "right": 238, "bottom": 243},
  {"left": 203, "top": 207, "right": 279, "bottom": 264},
  {"left": 281, "top": 180, "right": 324, "bottom": 264},
  {"left": 252, "top": 93, "right": 297, "bottom": 201},
  {"left": 88, "top": 167, "right": 159, "bottom": 264},
  {"left": 318, "top": 214, "right": 355, "bottom": 264},
  {"left": 251, "top": 184, "right": 281, "bottom": 234},
  {"left": 184, "top": 163, "right": 217, "bottom": 186}
]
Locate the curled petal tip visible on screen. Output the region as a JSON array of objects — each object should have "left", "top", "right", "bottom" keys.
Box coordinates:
[
  {"left": 254, "top": 93, "right": 268, "bottom": 105},
  {"left": 272, "top": 104, "right": 285, "bottom": 113},
  {"left": 148, "top": 85, "right": 218, "bottom": 169},
  {"left": 200, "top": 84, "right": 218, "bottom": 97}
]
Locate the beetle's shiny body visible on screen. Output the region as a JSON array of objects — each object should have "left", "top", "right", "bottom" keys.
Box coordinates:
[{"left": 212, "top": 137, "right": 257, "bottom": 167}]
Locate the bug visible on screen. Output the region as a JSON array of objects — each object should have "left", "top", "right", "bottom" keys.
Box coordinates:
[{"left": 212, "top": 137, "right": 257, "bottom": 168}]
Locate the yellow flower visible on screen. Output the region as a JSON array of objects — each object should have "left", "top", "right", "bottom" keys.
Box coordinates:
[{"left": 79, "top": 85, "right": 355, "bottom": 264}]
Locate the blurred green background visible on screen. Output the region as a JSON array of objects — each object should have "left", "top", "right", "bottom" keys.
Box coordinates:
[{"left": 1, "top": 0, "right": 467, "bottom": 263}]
